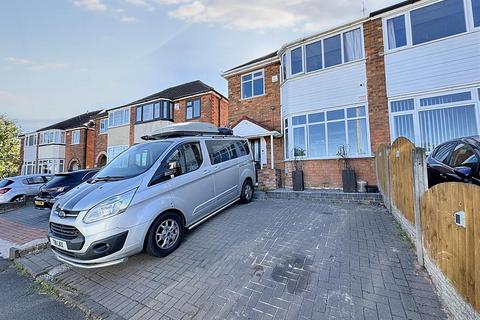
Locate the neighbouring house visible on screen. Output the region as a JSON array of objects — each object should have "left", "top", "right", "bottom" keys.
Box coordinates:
[
  {"left": 19, "top": 110, "right": 105, "bottom": 175},
  {"left": 104, "top": 80, "right": 228, "bottom": 163},
  {"left": 223, "top": 0, "right": 480, "bottom": 189}
]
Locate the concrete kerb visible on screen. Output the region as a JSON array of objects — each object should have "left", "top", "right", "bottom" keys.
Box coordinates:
[{"left": 8, "top": 238, "right": 49, "bottom": 260}]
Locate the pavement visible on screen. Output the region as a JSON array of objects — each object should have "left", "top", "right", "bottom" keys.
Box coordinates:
[
  {"left": 17, "top": 199, "right": 448, "bottom": 320},
  {"left": 0, "top": 258, "right": 84, "bottom": 320},
  {"left": 0, "top": 205, "right": 49, "bottom": 258}
]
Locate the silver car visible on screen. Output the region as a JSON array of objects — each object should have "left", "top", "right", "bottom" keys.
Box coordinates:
[
  {"left": 48, "top": 129, "right": 256, "bottom": 268},
  {"left": 0, "top": 174, "right": 52, "bottom": 204}
]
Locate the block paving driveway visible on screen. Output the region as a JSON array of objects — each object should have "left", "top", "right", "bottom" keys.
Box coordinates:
[{"left": 54, "top": 199, "right": 446, "bottom": 320}]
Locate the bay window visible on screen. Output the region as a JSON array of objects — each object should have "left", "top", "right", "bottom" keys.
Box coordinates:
[
  {"left": 291, "top": 47, "right": 303, "bottom": 75},
  {"left": 241, "top": 70, "right": 264, "bottom": 99},
  {"left": 306, "top": 41, "right": 322, "bottom": 72},
  {"left": 39, "top": 130, "right": 65, "bottom": 145},
  {"left": 37, "top": 159, "right": 64, "bottom": 174},
  {"left": 390, "top": 89, "right": 479, "bottom": 152},
  {"left": 136, "top": 101, "right": 173, "bottom": 123},
  {"left": 324, "top": 35, "right": 342, "bottom": 68},
  {"left": 108, "top": 108, "right": 130, "bottom": 128},
  {"left": 474, "top": 0, "right": 480, "bottom": 27},
  {"left": 287, "top": 105, "right": 370, "bottom": 159},
  {"left": 107, "top": 145, "right": 129, "bottom": 163}
]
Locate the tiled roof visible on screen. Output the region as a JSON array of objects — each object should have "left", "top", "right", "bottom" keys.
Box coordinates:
[
  {"left": 38, "top": 110, "right": 103, "bottom": 131},
  {"left": 224, "top": 51, "right": 278, "bottom": 74}
]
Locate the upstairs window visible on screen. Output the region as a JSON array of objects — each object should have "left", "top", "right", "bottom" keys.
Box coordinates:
[
  {"left": 473, "top": 0, "right": 480, "bottom": 27},
  {"left": 99, "top": 118, "right": 108, "bottom": 134},
  {"left": 343, "top": 28, "right": 363, "bottom": 62},
  {"left": 71, "top": 130, "right": 80, "bottom": 145},
  {"left": 305, "top": 40, "right": 322, "bottom": 72},
  {"left": 241, "top": 70, "right": 264, "bottom": 99},
  {"left": 39, "top": 130, "right": 65, "bottom": 145},
  {"left": 386, "top": 15, "right": 407, "bottom": 49},
  {"left": 410, "top": 0, "right": 466, "bottom": 45},
  {"left": 108, "top": 108, "right": 130, "bottom": 128},
  {"left": 186, "top": 99, "right": 201, "bottom": 120},
  {"left": 25, "top": 134, "right": 36, "bottom": 147},
  {"left": 136, "top": 101, "right": 172, "bottom": 123},
  {"left": 290, "top": 47, "right": 303, "bottom": 75},
  {"left": 324, "top": 35, "right": 342, "bottom": 68}
]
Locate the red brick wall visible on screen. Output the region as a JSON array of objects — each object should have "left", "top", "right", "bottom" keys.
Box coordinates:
[
  {"left": 364, "top": 18, "right": 390, "bottom": 153},
  {"left": 227, "top": 62, "right": 282, "bottom": 132},
  {"left": 209, "top": 94, "right": 229, "bottom": 127},
  {"left": 65, "top": 128, "right": 87, "bottom": 170},
  {"left": 85, "top": 129, "right": 95, "bottom": 168},
  {"left": 174, "top": 94, "right": 215, "bottom": 124},
  {"left": 93, "top": 117, "right": 107, "bottom": 167}
]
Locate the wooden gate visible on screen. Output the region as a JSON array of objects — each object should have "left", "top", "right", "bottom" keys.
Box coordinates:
[
  {"left": 421, "top": 182, "right": 480, "bottom": 312},
  {"left": 389, "top": 137, "right": 415, "bottom": 224}
]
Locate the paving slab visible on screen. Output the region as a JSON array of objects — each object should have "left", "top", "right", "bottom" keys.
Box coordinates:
[{"left": 18, "top": 199, "right": 448, "bottom": 319}]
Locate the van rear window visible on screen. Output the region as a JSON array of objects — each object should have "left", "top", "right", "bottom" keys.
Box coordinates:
[{"left": 205, "top": 140, "right": 249, "bottom": 165}]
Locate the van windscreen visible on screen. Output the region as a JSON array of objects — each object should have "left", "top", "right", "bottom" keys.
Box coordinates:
[{"left": 96, "top": 141, "right": 172, "bottom": 179}]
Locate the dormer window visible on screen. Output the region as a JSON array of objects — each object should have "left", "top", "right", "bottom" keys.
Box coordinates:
[{"left": 241, "top": 70, "right": 264, "bottom": 99}]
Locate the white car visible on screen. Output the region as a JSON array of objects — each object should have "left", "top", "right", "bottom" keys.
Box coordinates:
[{"left": 0, "top": 174, "right": 52, "bottom": 203}]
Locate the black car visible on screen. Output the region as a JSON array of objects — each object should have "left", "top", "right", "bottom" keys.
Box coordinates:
[
  {"left": 34, "top": 169, "right": 99, "bottom": 209},
  {"left": 427, "top": 136, "right": 480, "bottom": 188}
]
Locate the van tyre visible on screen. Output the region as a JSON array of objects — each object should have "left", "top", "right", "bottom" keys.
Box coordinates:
[
  {"left": 146, "top": 212, "right": 184, "bottom": 257},
  {"left": 240, "top": 179, "right": 254, "bottom": 204}
]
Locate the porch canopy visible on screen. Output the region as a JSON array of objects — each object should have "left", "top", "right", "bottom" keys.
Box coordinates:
[{"left": 232, "top": 117, "right": 281, "bottom": 169}]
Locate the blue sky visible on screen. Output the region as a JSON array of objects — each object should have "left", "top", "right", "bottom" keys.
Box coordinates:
[{"left": 0, "top": 0, "right": 397, "bottom": 132}]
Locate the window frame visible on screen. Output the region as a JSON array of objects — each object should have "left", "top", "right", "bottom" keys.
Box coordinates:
[
  {"left": 389, "top": 87, "right": 480, "bottom": 153},
  {"left": 71, "top": 130, "right": 80, "bottom": 145},
  {"left": 99, "top": 118, "right": 108, "bottom": 134},
  {"left": 281, "top": 25, "right": 364, "bottom": 82},
  {"left": 285, "top": 104, "right": 371, "bottom": 160},
  {"left": 241, "top": 69, "right": 265, "bottom": 100},
  {"left": 383, "top": 0, "right": 477, "bottom": 53},
  {"left": 185, "top": 98, "right": 202, "bottom": 120},
  {"left": 108, "top": 108, "right": 130, "bottom": 128},
  {"left": 38, "top": 130, "right": 65, "bottom": 145}
]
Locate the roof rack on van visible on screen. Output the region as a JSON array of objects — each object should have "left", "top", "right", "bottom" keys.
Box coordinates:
[{"left": 141, "top": 122, "right": 233, "bottom": 140}]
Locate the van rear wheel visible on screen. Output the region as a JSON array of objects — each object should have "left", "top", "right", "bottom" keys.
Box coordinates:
[
  {"left": 146, "top": 212, "right": 184, "bottom": 257},
  {"left": 240, "top": 179, "right": 254, "bottom": 204}
]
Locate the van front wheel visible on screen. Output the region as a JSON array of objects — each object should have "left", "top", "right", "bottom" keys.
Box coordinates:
[
  {"left": 146, "top": 212, "right": 184, "bottom": 257},
  {"left": 239, "top": 179, "right": 254, "bottom": 204}
]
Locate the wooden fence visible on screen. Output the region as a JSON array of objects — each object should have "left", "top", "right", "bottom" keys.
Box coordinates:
[{"left": 375, "top": 137, "right": 480, "bottom": 318}]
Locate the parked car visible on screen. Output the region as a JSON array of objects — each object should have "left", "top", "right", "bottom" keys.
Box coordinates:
[
  {"left": 0, "top": 174, "right": 52, "bottom": 204},
  {"left": 34, "top": 169, "right": 99, "bottom": 209},
  {"left": 48, "top": 122, "right": 256, "bottom": 268},
  {"left": 427, "top": 136, "right": 480, "bottom": 188}
]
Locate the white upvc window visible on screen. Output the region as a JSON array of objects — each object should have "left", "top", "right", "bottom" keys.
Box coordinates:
[
  {"left": 241, "top": 69, "right": 265, "bottom": 99},
  {"left": 389, "top": 87, "right": 480, "bottom": 152},
  {"left": 24, "top": 134, "right": 37, "bottom": 147},
  {"left": 39, "top": 130, "right": 65, "bottom": 145},
  {"left": 23, "top": 161, "right": 36, "bottom": 175},
  {"left": 37, "top": 159, "right": 64, "bottom": 174},
  {"left": 286, "top": 105, "right": 371, "bottom": 159},
  {"left": 71, "top": 130, "right": 80, "bottom": 145},
  {"left": 99, "top": 118, "right": 108, "bottom": 134},
  {"left": 108, "top": 108, "right": 130, "bottom": 128},
  {"left": 384, "top": 0, "right": 478, "bottom": 52},
  {"left": 282, "top": 26, "right": 364, "bottom": 81}
]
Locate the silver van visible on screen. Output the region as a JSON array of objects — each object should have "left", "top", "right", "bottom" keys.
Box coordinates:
[{"left": 48, "top": 123, "right": 256, "bottom": 268}]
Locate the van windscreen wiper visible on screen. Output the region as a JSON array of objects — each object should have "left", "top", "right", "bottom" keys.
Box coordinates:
[{"left": 89, "top": 176, "right": 125, "bottom": 183}]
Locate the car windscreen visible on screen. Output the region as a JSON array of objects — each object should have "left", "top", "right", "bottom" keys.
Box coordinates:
[
  {"left": 45, "top": 172, "right": 86, "bottom": 188},
  {"left": 96, "top": 141, "right": 172, "bottom": 179},
  {"left": 0, "top": 179, "right": 14, "bottom": 188}
]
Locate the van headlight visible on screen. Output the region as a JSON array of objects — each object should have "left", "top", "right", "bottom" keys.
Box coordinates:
[{"left": 83, "top": 188, "right": 137, "bottom": 224}]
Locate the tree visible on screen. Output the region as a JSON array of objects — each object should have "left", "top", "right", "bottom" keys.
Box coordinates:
[{"left": 0, "top": 114, "right": 21, "bottom": 178}]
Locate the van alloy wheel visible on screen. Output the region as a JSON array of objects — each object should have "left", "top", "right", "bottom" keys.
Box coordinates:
[
  {"left": 155, "top": 219, "right": 180, "bottom": 249},
  {"left": 240, "top": 180, "right": 254, "bottom": 204},
  {"left": 244, "top": 183, "right": 253, "bottom": 201}
]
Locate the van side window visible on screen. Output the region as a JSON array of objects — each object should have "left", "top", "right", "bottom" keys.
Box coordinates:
[
  {"left": 236, "top": 141, "right": 250, "bottom": 157},
  {"left": 164, "top": 142, "right": 203, "bottom": 176},
  {"left": 205, "top": 140, "right": 239, "bottom": 165}
]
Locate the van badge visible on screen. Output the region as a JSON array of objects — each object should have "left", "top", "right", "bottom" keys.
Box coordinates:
[{"left": 58, "top": 211, "right": 66, "bottom": 218}]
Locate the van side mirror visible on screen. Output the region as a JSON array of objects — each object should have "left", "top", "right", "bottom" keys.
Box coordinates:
[
  {"left": 454, "top": 166, "right": 472, "bottom": 179},
  {"left": 165, "top": 161, "right": 180, "bottom": 178}
]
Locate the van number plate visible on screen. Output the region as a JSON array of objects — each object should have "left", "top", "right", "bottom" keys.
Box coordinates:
[{"left": 50, "top": 238, "right": 67, "bottom": 250}]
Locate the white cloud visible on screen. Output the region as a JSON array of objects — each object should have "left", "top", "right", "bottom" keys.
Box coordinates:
[
  {"left": 126, "top": 0, "right": 155, "bottom": 11},
  {"left": 73, "top": 0, "right": 107, "bottom": 11},
  {"left": 147, "top": 0, "right": 400, "bottom": 31},
  {"left": 5, "top": 57, "right": 69, "bottom": 71}
]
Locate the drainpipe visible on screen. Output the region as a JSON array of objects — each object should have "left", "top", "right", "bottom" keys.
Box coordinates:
[{"left": 217, "top": 97, "right": 221, "bottom": 127}]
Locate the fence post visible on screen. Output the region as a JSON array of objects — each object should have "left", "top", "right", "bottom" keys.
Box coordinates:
[
  {"left": 412, "top": 147, "right": 427, "bottom": 266},
  {"left": 385, "top": 146, "right": 392, "bottom": 213}
]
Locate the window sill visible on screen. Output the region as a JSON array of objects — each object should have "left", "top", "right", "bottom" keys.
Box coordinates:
[
  {"left": 283, "top": 154, "right": 374, "bottom": 162},
  {"left": 240, "top": 93, "right": 266, "bottom": 101}
]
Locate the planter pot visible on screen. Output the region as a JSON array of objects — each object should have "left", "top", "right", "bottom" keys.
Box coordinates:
[
  {"left": 292, "top": 170, "right": 304, "bottom": 191},
  {"left": 342, "top": 169, "right": 356, "bottom": 193}
]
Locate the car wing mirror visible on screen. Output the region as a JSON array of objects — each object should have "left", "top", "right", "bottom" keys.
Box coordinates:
[{"left": 454, "top": 166, "right": 472, "bottom": 178}]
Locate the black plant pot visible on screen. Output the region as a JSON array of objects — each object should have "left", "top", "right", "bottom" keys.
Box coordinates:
[
  {"left": 342, "top": 169, "right": 356, "bottom": 193},
  {"left": 292, "top": 170, "right": 304, "bottom": 191}
]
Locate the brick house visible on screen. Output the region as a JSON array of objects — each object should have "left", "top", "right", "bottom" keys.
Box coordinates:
[
  {"left": 19, "top": 110, "right": 105, "bottom": 175},
  {"left": 223, "top": 0, "right": 480, "bottom": 190},
  {"left": 104, "top": 80, "right": 228, "bottom": 163}
]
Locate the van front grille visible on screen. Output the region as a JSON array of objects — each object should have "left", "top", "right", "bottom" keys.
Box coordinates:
[{"left": 50, "top": 222, "right": 81, "bottom": 239}]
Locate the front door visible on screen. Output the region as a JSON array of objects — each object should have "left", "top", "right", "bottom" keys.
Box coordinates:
[{"left": 250, "top": 139, "right": 261, "bottom": 181}]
